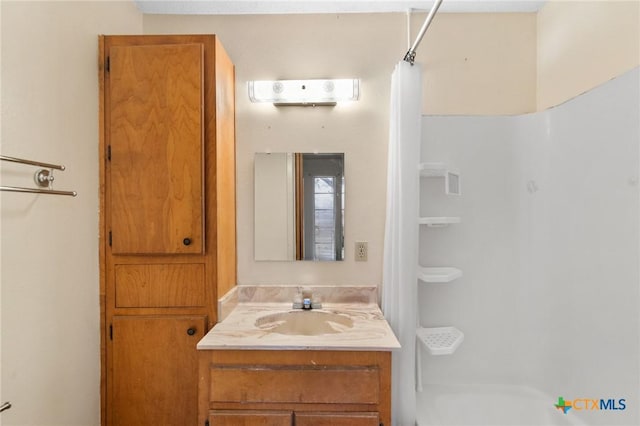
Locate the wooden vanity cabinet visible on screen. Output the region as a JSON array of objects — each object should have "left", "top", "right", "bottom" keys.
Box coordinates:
[
  {"left": 99, "top": 35, "right": 236, "bottom": 426},
  {"left": 199, "top": 350, "right": 391, "bottom": 426},
  {"left": 208, "top": 410, "right": 379, "bottom": 426},
  {"left": 295, "top": 412, "right": 380, "bottom": 426},
  {"left": 209, "top": 410, "right": 292, "bottom": 426},
  {"left": 111, "top": 316, "right": 206, "bottom": 426}
]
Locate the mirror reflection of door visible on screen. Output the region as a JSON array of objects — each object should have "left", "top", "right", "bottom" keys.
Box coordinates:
[{"left": 298, "top": 153, "right": 344, "bottom": 261}]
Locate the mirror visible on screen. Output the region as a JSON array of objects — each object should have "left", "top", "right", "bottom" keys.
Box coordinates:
[{"left": 254, "top": 153, "right": 344, "bottom": 261}]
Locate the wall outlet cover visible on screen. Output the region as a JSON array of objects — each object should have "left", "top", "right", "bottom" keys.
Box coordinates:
[{"left": 355, "top": 241, "right": 368, "bottom": 261}]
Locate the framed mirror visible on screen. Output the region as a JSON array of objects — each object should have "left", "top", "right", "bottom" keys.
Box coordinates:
[{"left": 254, "top": 153, "right": 344, "bottom": 261}]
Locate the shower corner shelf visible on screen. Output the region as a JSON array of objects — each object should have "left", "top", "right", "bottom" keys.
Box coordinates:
[
  {"left": 417, "top": 326, "right": 464, "bottom": 355},
  {"left": 418, "top": 266, "right": 462, "bottom": 283},
  {"left": 418, "top": 162, "right": 461, "bottom": 195},
  {"left": 418, "top": 162, "right": 448, "bottom": 177},
  {"left": 419, "top": 216, "right": 461, "bottom": 227}
]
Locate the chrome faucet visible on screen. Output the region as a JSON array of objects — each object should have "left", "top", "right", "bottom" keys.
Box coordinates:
[
  {"left": 302, "top": 296, "right": 312, "bottom": 310},
  {"left": 293, "top": 288, "right": 322, "bottom": 310}
]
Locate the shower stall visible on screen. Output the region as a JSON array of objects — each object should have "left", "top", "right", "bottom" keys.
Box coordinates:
[
  {"left": 384, "top": 4, "right": 638, "bottom": 426},
  {"left": 414, "top": 68, "right": 639, "bottom": 426}
]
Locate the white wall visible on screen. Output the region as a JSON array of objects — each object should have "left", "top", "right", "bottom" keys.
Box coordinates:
[
  {"left": 537, "top": 0, "right": 640, "bottom": 110},
  {"left": 420, "top": 68, "right": 639, "bottom": 425},
  {"left": 0, "top": 2, "right": 142, "bottom": 425},
  {"left": 518, "top": 68, "right": 639, "bottom": 425},
  {"left": 412, "top": 12, "right": 537, "bottom": 115},
  {"left": 419, "top": 114, "right": 523, "bottom": 384}
]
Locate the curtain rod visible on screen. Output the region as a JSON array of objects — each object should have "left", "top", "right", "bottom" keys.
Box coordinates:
[{"left": 403, "top": 0, "right": 444, "bottom": 65}]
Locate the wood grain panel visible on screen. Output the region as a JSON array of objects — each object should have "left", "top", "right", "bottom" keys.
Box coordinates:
[
  {"left": 102, "top": 35, "right": 238, "bottom": 426},
  {"left": 114, "top": 263, "right": 205, "bottom": 307},
  {"left": 295, "top": 412, "right": 379, "bottom": 426},
  {"left": 213, "top": 38, "right": 237, "bottom": 298},
  {"left": 111, "top": 316, "right": 205, "bottom": 426},
  {"left": 199, "top": 350, "right": 391, "bottom": 426},
  {"left": 210, "top": 365, "right": 379, "bottom": 404},
  {"left": 109, "top": 43, "right": 204, "bottom": 255},
  {"left": 209, "top": 410, "right": 291, "bottom": 426}
]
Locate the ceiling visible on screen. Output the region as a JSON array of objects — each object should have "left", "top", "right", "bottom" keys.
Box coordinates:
[{"left": 134, "top": 0, "right": 547, "bottom": 15}]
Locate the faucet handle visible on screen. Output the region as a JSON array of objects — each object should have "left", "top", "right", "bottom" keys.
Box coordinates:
[
  {"left": 292, "top": 290, "right": 303, "bottom": 309},
  {"left": 311, "top": 293, "right": 322, "bottom": 310}
]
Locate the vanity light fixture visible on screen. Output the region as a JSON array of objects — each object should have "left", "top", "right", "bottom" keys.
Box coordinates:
[{"left": 248, "top": 79, "right": 360, "bottom": 106}]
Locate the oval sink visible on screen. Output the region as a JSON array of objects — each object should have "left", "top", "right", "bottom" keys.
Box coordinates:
[{"left": 255, "top": 311, "right": 354, "bottom": 336}]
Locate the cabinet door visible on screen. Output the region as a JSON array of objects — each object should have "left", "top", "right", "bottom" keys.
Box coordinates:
[
  {"left": 111, "top": 316, "right": 206, "bottom": 426},
  {"left": 295, "top": 412, "right": 379, "bottom": 426},
  {"left": 209, "top": 410, "right": 292, "bottom": 426},
  {"left": 109, "top": 42, "right": 204, "bottom": 255}
]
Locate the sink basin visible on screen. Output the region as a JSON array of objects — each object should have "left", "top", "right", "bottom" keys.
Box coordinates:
[{"left": 254, "top": 310, "right": 354, "bottom": 336}]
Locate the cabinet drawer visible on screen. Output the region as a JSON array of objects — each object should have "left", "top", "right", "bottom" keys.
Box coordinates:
[
  {"left": 210, "top": 410, "right": 291, "bottom": 426},
  {"left": 115, "top": 264, "right": 205, "bottom": 307},
  {"left": 295, "top": 411, "right": 379, "bottom": 426},
  {"left": 210, "top": 365, "right": 379, "bottom": 404}
]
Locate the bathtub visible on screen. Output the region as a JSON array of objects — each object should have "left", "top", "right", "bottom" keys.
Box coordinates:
[{"left": 416, "top": 384, "right": 587, "bottom": 426}]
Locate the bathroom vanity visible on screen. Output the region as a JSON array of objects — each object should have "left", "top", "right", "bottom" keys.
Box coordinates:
[{"left": 197, "top": 299, "right": 400, "bottom": 426}]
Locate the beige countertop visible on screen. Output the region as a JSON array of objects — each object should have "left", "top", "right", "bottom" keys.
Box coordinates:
[{"left": 197, "top": 302, "right": 401, "bottom": 351}]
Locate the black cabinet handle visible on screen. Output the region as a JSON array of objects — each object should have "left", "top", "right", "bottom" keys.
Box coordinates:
[
  {"left": 187, "top": 328, "right": 196, "bottom": 336},
  {"left": 183, "top": 238, "right": 191, "bottom": 246}
]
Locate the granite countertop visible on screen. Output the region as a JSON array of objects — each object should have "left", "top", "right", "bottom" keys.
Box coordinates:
[{"left": 197, "top": 302, "right": 401, "bottom": 351}]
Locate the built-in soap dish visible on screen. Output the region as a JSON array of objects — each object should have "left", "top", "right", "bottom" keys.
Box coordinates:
[
  {"left": 419, "top": 216, "right": 461, "bottom": 227},
  {"left": 418, "top": 266, "right": 462, "bottom": 283}
]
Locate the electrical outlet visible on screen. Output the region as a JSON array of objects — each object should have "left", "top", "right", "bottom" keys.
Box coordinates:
[{"left": 355, "top": 241, "right": 368, "bottom": 261}]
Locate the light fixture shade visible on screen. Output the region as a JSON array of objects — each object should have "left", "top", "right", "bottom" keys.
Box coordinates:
[{"left": 248, "top": 79, "right": 360, "bottom": 106}]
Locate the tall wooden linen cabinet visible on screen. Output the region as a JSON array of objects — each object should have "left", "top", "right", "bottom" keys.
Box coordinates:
[{"left": 99, "top": 35, "right": 237, "bottom": 426}]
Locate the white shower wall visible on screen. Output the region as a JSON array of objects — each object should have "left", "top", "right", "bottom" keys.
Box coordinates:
[
  {"left": 419, "top": 68, "right": 639, "bottom": 425},
  {"left": 516, "top": 67, "right": 639, "bottom": 425},
  {"left": 419, "top": 114, "right": 523, "bottom": 385}
]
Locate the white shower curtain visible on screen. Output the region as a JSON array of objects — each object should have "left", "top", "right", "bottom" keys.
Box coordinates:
[{"left": 382, "top": 61, "right": 422, "bottom": 426}]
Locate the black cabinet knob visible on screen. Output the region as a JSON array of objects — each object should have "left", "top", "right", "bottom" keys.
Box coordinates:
[
  {"left": 187, "top": 328, "right": 196, "bottom": 336},
  {"left": 183, "top": 238, "right": 191, "bottom": 246}
]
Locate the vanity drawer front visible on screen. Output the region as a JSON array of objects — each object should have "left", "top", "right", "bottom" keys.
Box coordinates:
[
  {"left": 295, "top": 411, "right": 379, "bottom": 426},
  {"left": 210, "top": 365, "right": 379, "bottom": 404},
  {"left": 115, "top": 263, "right": 205, "bottom": 307},
  {"left": 209, "top": 410, "right": 292, "bottom": 426}
]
